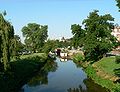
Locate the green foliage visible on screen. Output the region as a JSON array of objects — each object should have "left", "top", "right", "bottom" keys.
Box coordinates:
[
  {"left": 20, "top": 53, "right": 48, "bottom": 61},
  {"left": 85, "top": 65, "right": 120, "bottom": 92},
  {"left": 71, "top": 24, "right": 85, "bottom": 48},
  {"left": 85, "top": 57, "right": 120, "bottom": 92},
  {"left": 83, "top": 10, "right": 117, "bottom": 61},
  {"left": 114, "top": 56, "right": 120, "bottom": 77},
  {"left": 42, "top": 40, "right": 57, "bottom": 53},
  {"left": 42, "top": 39, "right": 72, "bottom": 54},
  {"left": 0, "top": 12, "right": 14, "bottom": 71},
  {"left": 85, "top": 65, "right": 97, "bottom": 78},
  {"left": 116, "top": 0, "right": 120, "bottom": 11},
  {"left": 113, "top": 86, "right": 120, "bottom": 92},
  {"left": 95, "top": 56, "right": 120, "bottom": 76},
  {"left": 0, "top": 54, "right": 49, "bottom": 92},
  {"left": 10, "top": 35, "right": 24, "bottom": 60},
  {"left": 114, "top": 68, "right": 120, "bottom": 77},
  {"left": 71, "top": 10, "right": 117, "bottom": 62},
  {"left": 73, "top": 53, "right": 85, "bottom": 62},
  {"left": 94, "top": 57, "right": 120, "bottom": 91},
  {"left": 21, "top": 23, "right": 48, "bottom": 52},
  {"left": 42, "top": 60, "right": 57, "bottom": 73},
  {"left": 115, "top": 56, "right": 120, "bottom": 63}
]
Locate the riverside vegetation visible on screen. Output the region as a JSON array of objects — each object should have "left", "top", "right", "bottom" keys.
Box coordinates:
[
  {"left": 71, "top": 2, "right": 120, "bottom": 91},
  {"left": 0, "top": 0, "right": 120, "bottom": 92},
  {"left": 0, "top": 53, "right": 55, "bottom": 92},
  {"left": 73, "top": 53, "right": 120, "bottom": 92}
]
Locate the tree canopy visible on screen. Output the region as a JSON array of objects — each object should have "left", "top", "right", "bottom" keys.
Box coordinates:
[
  {"left": 71, "top": 10, "right": 117, "bottom": 62},
  {"left": 10, "top": 35, "right": 24, "bottom": 59},
  {"left": 21, "top": 23, "right": 48, "bottom": 52},
  {"left": 116, "top": 0, "right": 120, "bottom": 11},
  {"left": 71, "top": 24, "right": 85, "bottom": 48},
  {"left": 0, "top": 13, "right": 14, "bottom": 70}
]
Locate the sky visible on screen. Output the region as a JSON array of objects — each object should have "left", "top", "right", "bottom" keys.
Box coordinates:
[{"left": 0, "top": 0, "right": 120, "bottom": 42}]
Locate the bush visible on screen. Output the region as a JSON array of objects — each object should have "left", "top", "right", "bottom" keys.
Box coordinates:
[
  {"left": 113, "top": 85, "right": 120, "bottom": 92},
  {"left": 73, "top": 53, "right": 85, "bottom": 62},
  {"left": 114, "top": 68, "right": 120, "bottom": 77},
  {"left": 115, "top": 56, "right": 120, "bottom": 63},
  {"left": 0, "top": 55, "right": 48, "bottom": 92}
]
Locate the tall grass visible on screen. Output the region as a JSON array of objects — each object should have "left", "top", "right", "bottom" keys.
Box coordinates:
[{"left": 73, "top": 53, "right": 85, "bottom": 62}]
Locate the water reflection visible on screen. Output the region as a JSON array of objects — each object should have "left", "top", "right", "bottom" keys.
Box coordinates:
[
  {"left": 84, "top": 79, "right": 110, "bottom": 92},
  {"left": 60, "top": 58, "right": 68, "bottom": 62},
  {"left": 67, "top": 79, "right": 110, "bottom": 92},
  {"left": 67, "top": 85, "right": 86, "bottom": 92},
  {"left": 27, "top": 72, "right": 48, "bottom": 87},
  {"left": 21, "top": 58, "right": 109, "bottom": 92},
  {"left": 72, "top": 61, "right": 110, "bottom": 92},
  {"left": 41, "top": 60, "right": 58, "bottom": 73},
  {"left": 20, "top": 60, "right": 57, "bottom": 92}
]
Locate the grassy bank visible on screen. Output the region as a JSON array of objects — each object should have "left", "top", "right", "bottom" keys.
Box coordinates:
[
  {"left": 85, "top": 56, "right": 120, "bottom": 92},
  {"left": 85, "top": 65, "right": 120, "bottom": 92},
  {"left": 93, "top": 57, "right": 120, "bottom": 81},
  {"left": 73, "top": 54, "right": 120, "bottom": 92},
  {"left": 0, "top": 53, "right": 49, "bottom": 92}
]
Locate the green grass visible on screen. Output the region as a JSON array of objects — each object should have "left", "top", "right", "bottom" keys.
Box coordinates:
[
  {"left": 21, "top": 53, "right": 45, "bottom": 57},
  {"left": 20, "top": 53, "right": 47, "bottom": 59},
  {"left": 85, "top": 65, "right": 120, "bottom": 92},
  {"left": 73, "top": 53, "right": 85, "bottom": 62},
  {"left": 94, "top": 56, "right": 120, "bottom": 76},
  {"left": 84, "top": 56, "right": 120, "bottom": 92}
]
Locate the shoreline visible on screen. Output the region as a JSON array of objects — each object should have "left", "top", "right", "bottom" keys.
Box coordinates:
[{"left": 76, "top": 57, "right": 120, "bottom": 92}]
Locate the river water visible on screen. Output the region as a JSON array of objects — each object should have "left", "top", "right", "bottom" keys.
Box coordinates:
[{"left": 21, "top": 58, "right": 109, "bottom": 92}]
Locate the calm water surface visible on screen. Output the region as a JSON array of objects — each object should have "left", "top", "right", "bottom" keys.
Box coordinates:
[{"left": 21, "top": 58, "right": 109, "bottom": 92}]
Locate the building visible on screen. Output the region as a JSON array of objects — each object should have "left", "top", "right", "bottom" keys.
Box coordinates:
[
  {"left": 59, "top": 37, "right": 66, "bottom": 42},
  {"left": 111, "top": 25, "right": 120, "bottom": 41}
]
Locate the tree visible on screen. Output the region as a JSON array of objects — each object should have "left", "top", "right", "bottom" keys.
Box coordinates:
[
  {"left": 116, "top": 0, "right": 120, "bottom": 11},
  {"left": 14, "top": 35, "right": 23, "bottom": 53},
  {"left": 71, "top": 10, "right": 117, "bottom": 62},
  {"left": 10, "top": 35, "right": 24, "bottom": 59},
  {"left": 0, "top": 13, "right": 14, "bottom": 70},
  {"left": 21, "top": 23, "right": 48, "bottom": 52},
  {"left": 83, "top": 10, "right": 117, "bottom": 61},
  {"left": 71, "top": 24, "right": 85, "bottom": 48},
  {"left": 42, "top": 40, "right": 57, "bottom": 54}
]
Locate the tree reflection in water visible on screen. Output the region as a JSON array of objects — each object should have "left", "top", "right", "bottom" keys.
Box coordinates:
[
  {"left": 27, "top": 60, "right": 58, "bottom": 87},
  {"left": 67, "top": 78, "right": 110, "bottom": 92},
  {"left": 83, "top": 79, "right": 110, "bottom": 92},
  {"left": 68, "top": 61, "right": 110, "bottom": 92},
  {"left": 67, "top": 85, "right": 86, "bottom": 92}
]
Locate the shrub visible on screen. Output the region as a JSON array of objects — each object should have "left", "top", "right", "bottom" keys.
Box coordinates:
[
  {"left": 115, "top": 56, "right": 120, "bottom": 63},
  {"left": 114, "top": 68, "right": 120, "bottom": 77},
  {"left": 73, "top": 53, "right": 85, "bottom": 62},
  {"left": 113, "top": 85, "right": 120, "bottom": 92},
  {"left": 85, "top": 65, "right": 96, "bottom": 78}
]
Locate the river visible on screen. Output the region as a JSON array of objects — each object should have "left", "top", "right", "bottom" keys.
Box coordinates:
[{"left": 20, "top": 58, "right": 109, "bottom": 92}]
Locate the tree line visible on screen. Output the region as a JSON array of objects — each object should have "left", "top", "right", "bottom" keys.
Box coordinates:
[
  {"left": 0, "top": 13, "right": 48, "bottom": 71},
  {"left": 0, "top": 0, "right": 120, "bottom": 71},
  {"left": 71, "top": 10, "right": 118, "bottom": 62}
]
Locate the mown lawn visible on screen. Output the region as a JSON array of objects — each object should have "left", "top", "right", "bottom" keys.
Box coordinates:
[
  {"left": 84, "top": 56, "right": 120, "bottom": 92},
  {"left": 94, "top": 56, "right": 120, "bottom": 76},
  {"left": 20, "top": 53, "right": 48, "bottom": 60}
]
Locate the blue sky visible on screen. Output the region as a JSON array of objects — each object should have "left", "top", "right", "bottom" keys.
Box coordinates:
[{"left": 0, "top": 0, "right": 120, "bottom": 42}]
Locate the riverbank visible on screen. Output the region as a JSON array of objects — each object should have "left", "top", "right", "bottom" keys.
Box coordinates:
[
  {"left": 76, "top": 56, "right": 120, "bottom": 92},
  {"left": 0, "top": 53, "right": 52, "bottom": 92}
]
